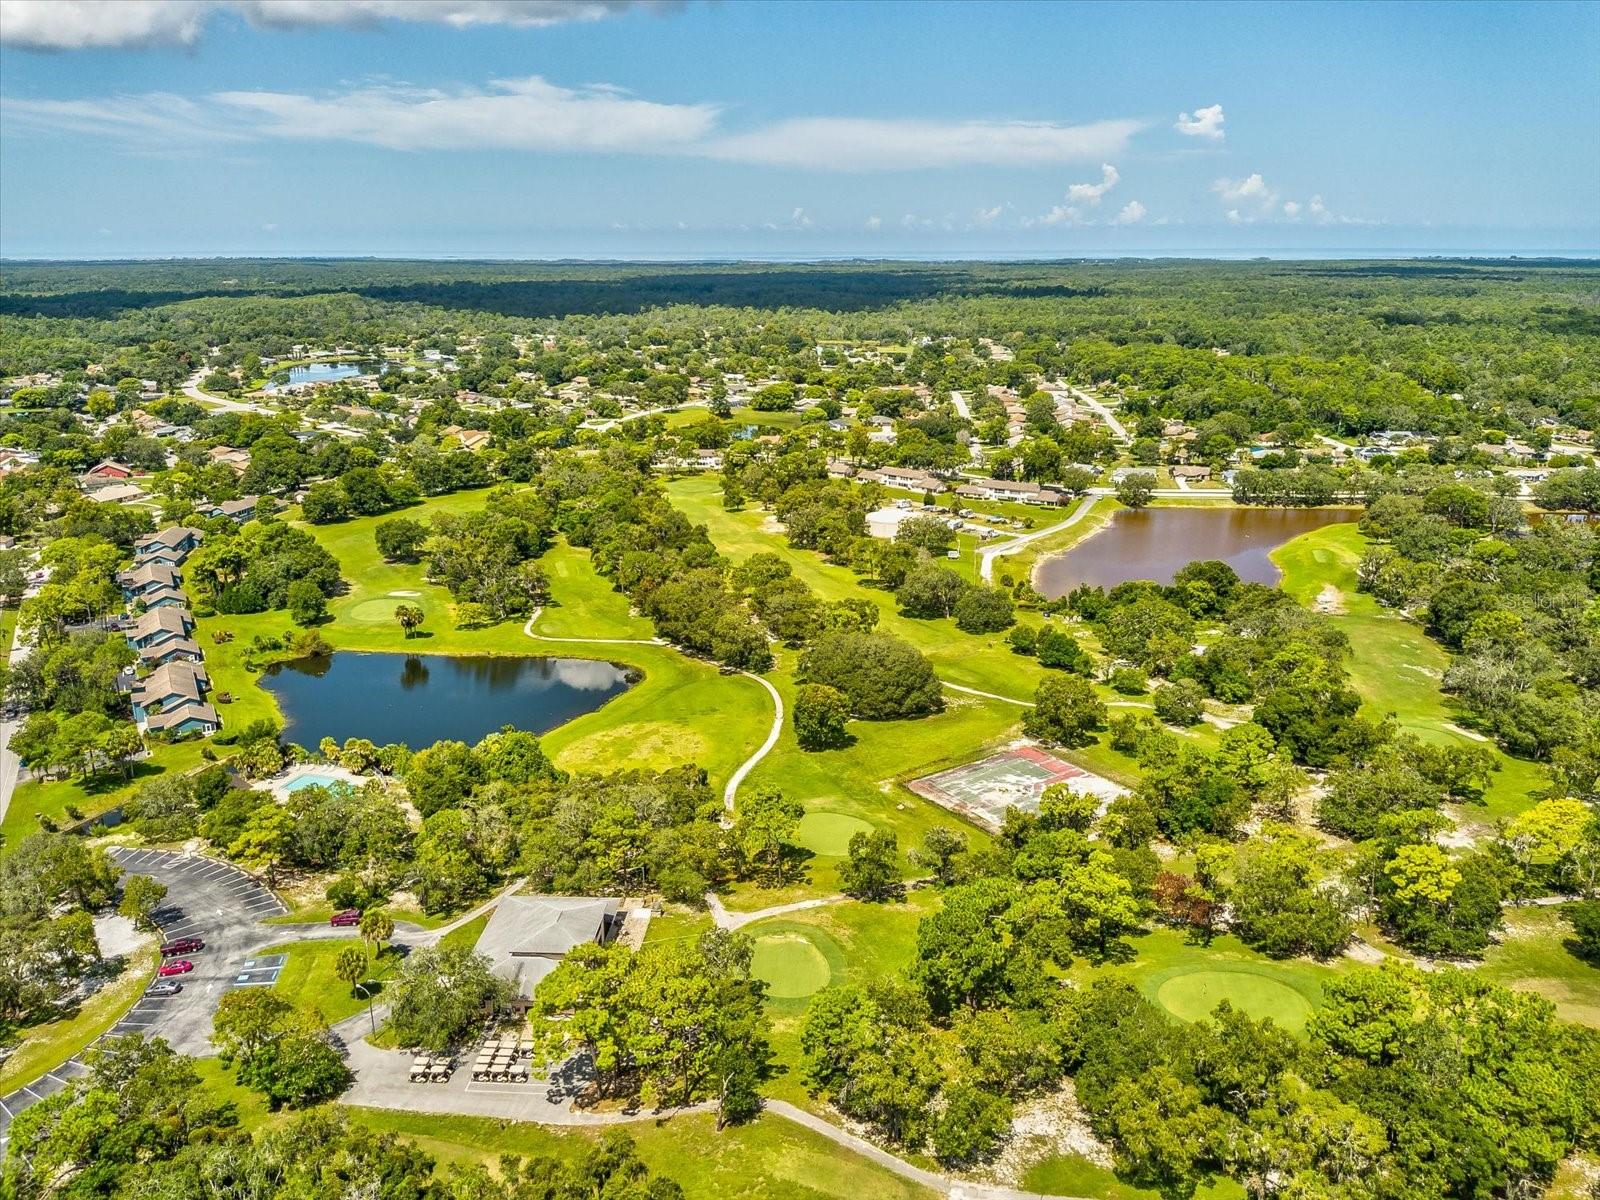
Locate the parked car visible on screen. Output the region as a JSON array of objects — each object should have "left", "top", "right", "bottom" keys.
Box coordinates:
[
  {"left": 160, "top": 937, "right": 203, "bottom": 956},
  {"left": 146, "top": 980, "right": 183, "bottom": 997},
  {"left": 330, "top": 909, "right": 362, "bottom": 927},
  {"left": 157, "top": 959, "right": 194, "bottom": 977}
]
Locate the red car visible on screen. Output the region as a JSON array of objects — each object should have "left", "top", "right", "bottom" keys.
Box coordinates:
[
  {"left": 160, "top": 937, "right": 203, "bottom": 957},
  {"left": 158, "top": 959, "right": 194, "bottom": 977},
  {"left": 330, "top": 909, "right": 362, "bottom": 927}
]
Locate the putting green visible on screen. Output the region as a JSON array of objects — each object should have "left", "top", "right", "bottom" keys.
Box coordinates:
[
  {"left": 346, "top": 598, "right": 410, "bottom": 625},
  {"left": 751, "top": 933, "right": 831, "bottom": 999},
  {"left": 795, "top": 810, "right": 874, "bottom": 857},
  {"left": 1155, "top": 967, "right": 1315, "bottom": 1031}
]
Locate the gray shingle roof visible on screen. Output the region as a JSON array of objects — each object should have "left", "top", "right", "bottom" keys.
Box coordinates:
[{"left": 473, "top": 895, "right": 619, "bottom": 1000}]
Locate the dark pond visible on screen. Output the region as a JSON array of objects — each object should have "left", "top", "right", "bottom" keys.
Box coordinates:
[
  {"left": 1034, "top": 507, "right": 1363, "bottom": 597},
  {"left": 260, "top": 652, "right": 634, "bottom": 748}
]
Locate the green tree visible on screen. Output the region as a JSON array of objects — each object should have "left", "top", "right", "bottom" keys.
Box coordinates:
[
  {"left": 1115, "top": 471, "right": 1156, "bottom": 508},
  {"left": 792, "top": 682, "right": 851, "bottom": 750},
  {"left": 286, "top": 579, "right": 327, "bottom": 626},
  {"left": 335, "top": 945, "right": 370, "bottom": 996},
  {"left": 388, "top": 944, "right": 511, "bottom": 1051},
  {"left": 394, "top": 603, "right": 425, "bottom": 638},
  {"left": 733, "top": 786, "right": 804, "bottom": 885},
  {"left": 1023, "top": 674, "right": 1107, "bottom": 748},
  {"left": 117, "top": 875, "right": 168, "bottom": 931},
  {"left": 374, "top": 517, "right": 430, "bottom": 563},
  {"left": 840, "top": 829, "right": 900, "bottom": 901},
  {"left": 953, "top": 585, "right": 1015, "bottom": 633}
]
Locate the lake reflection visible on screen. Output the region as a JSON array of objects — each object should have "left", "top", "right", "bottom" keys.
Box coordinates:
[
  {"left": 261, "top": 652, "right": 634, "bottom": 748},
  {"left": 1035, "top": 507, "right": 1362, "bottom": 597}
]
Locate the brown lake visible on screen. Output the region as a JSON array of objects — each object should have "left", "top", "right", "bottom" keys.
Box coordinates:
[{"left": 1034, "top": 507, "right": 1363, "bottom": 597}]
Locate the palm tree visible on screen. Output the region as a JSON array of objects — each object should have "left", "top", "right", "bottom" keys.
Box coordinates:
[
  {"left": 335, "top": 945, "right": 369, "bottom": 997},
  {"left": 395, "top": 604, "right": 425, "bottom": 639},
  {"left": 360, "top": 909, "right": 395, "bottom": 959}
]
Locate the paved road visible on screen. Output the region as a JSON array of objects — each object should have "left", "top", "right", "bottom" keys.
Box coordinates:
[{"left": 978, "top": 494, "right": 1099, "bottom": 583}]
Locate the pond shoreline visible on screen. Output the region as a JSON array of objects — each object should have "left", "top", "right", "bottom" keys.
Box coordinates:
[{"left": 1033, "top": 504, "right": 1364, "bottom": 597}]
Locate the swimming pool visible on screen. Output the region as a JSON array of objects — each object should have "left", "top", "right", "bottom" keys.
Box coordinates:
[{"left": 282, "top": 772, "right": 347, "bottom": 794}]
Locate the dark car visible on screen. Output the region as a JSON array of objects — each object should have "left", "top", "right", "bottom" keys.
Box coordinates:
[
  {"left": 146, "top": 980, "right": 183, "bottom": 997},
  {"left": 330, "top": 909, "right": 362, "bottom": 927},
  {"left": 160, "top": 937, "right": 204, "bottom": 956}
]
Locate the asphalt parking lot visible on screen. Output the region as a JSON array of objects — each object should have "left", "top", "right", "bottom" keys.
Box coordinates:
[{"left": 0, "top": 848, "right": 292, "bottom": 1152}]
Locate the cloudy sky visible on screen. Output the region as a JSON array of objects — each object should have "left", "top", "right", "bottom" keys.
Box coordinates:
[{"left": 1, "top": 0, "right": 1595, "bottom": 258}]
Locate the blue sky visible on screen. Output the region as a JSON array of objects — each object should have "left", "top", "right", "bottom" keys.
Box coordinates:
[{"left": 1, "top": 0, "right": 1596, "bottom": 258}]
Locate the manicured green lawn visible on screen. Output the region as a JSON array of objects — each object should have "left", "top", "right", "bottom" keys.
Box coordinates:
[
  {"left": 3, "top": 741, "right": 210, "bottom": 852},
  {"left": 341, "top": 1108, "right": 938, "bottom": 1200},
  {"left": 1066, "top": 928, "right": 1344, "bottom": 1038},
  {"left": 0, "top": 944, "right": 159, "bottom": 1093},
  {"left": 264, "top": 938, "right": 398, "bottom": 1026},
  {"left": 1479, "top": 906, "right": 1600, "bottom": 1028},
  {"left": 1273, "top": 524, "right": 1547, "bottom": 821},
  {"left": 751, "top": 929, "right": 835, "bottom": 1000}
]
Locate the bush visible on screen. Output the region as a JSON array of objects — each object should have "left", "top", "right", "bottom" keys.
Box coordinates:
[
  {"left": 1007, "top": 625, "right": 1037, "bottom": 655},
  {"left": 1036, "top": 625, "right": 1093, "bottom": 674},
  {"left": 1109, "top": 666, "right": 1147, "bottom": 695}
]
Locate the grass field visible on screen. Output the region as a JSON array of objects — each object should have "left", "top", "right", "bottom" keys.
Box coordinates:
[
  {"left": 751, "top": 928, "right": 836, "bottom": 1000},
  {"left": 343, "top": 1107, "right": 938, "bottom": 1200},
  {"left": 1066, "top": 928, "right": 1343, "bottom": 1038},
  {"left": 1273, "top": 523, "right": 1546, "bottom": 821},
  {"left": 0, "top": 944, "right": 159, "bottom": 1094},
  {"left": 1479, "top": 906, "right": 1600, "bottom": 1027},
  {"left": 263, "top": 937, "right": 398, "bottom": 1026}
]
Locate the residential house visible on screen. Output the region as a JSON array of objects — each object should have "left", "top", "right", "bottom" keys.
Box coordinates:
[
  {"left": 954, "top": 477, "right": 1067, "bottom": 506},
  {"left": 117, "top": 562, "right": 181, "bottom": 599},
  {"left": 0, "top": 448, "right": 40, "bottom": 476},
  {"left": 1171, "top": 465, "right": 1212, "bottom": 482},
  {"left": 473, "top": 895, "right": 621, "bottom": 1016},
  {"left": 145, "top": 702, "right": 221, "bottom": 737},
  {"left": 133, "top": 524, "right": 201, "bottom": 566},
  {"left": 207, "top": 446, "right": 252, "bottom": 474},
  {"left": 874, "top": 466, "right": 945, "bottom": 493},
  {"left": 83, "top": 459, "right": 137, "bottom": 482},
  {"left": 196, "top": 496, "right": 262, "bottom": 522},
  {"left": 439, "top": 425, "right": 492, "bottom": 451},
  {"left": 88, "top": 484, "right": 147, "bottom": 505},
  {"left": 136, "top": 637, "right": 203, "bottom": 668},
  {"left": 137, "top": 586, "right": 191, "bottom": 611},
  {"left": 131, "top": 662, "right": 211, "bottom": 728},
  {"left": 126, "top": 606, "right": 195, "bottom": 651}
]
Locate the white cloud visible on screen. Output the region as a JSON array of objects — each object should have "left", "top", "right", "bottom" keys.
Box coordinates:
[
  {"left": 1065, "top": 162, "right": 1119, "bottom": 205},
  {"left": 974, "top": 205, "right": 1003, "bottom": 225},
  {"left": 1174, "top": 103, "right": 1225, "bottom": 140},
  {"left": 702, "top": 117, "right": 1142, "bottom": 171},
  {"left": 865, "top": 215, "right": 882, "bottom": 231},
  {"left": 1282, "top": 200, "right": 1301, "bottom": 218},
  {"left": 1213, "top": 172, "right": 1275, "bottom": 207},
  {"left": 789, "top": 207, "right": 813, "bottom": 228},
  {"left": 1112, "top": 200, "right": 1146, "bottom": 225},
  {"left": 3, "top": 78, "right": 1147, "bottom": 173},
  {"left": 0, "top": 0, "right": 672, "bottom": 49}
]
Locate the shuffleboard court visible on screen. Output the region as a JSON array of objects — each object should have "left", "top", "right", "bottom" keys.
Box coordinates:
[{"left": 907, "top": 743, "right": 1125, "bottom": 829}]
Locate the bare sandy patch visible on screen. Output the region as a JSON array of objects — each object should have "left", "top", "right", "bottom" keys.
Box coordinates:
[{"left": 1314, "top": 583, "right": 1347, "bottom": 614}]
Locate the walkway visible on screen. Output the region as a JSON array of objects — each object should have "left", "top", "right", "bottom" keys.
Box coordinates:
[
  {"left": 0, "top": 621, "right": 26, "bottom": 823},
  {"left": 942, "top": 682, "right": 1034, "bottom": 708},
  {"left": 704, "top": 891, "right": 845, "bottom": 932},
  {"left": 723, "top": 672, "right": 783, "bottom": 811},
  {"left": 522, "top": 608, "right": 664, "bottom": 646},
  {"left": 1064, "top": 388, "right": 1129, "bottom": 444}
]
